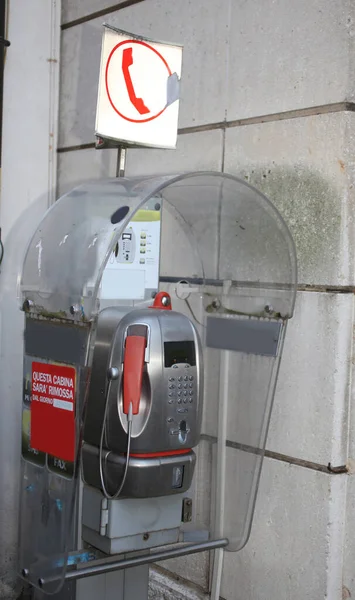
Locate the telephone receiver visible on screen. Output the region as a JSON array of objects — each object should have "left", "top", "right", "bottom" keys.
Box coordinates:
[
  {"left": 122, "top": 292, "right": 171, "bottom": 417},
  {"left": 122, "top": 47, "right": 150, "bottom": 116},
  {"left": 82, "top": 291, "right": 202, "bottom": 499},
  {"left": 122, "top": 324, "right": 147, "bottom": 416}
]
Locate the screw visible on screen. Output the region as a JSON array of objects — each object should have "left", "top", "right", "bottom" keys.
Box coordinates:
[
  {"left": 143, "top": 533, "right": 149, "bottom": 541},
  {"left": 211, "top": 299, "right": 220, "bottom": 310},
  {"left": 22, "top": 299, "right": 33, "bottom": 312},
  {"left": 22, "top": 568, "right": 29, "bottom": 578},
  {"left": 107, "top": 367, "right": 119, "bottom": 380}
]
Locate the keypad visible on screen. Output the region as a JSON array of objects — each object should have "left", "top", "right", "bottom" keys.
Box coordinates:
[{"left": 167, "top": 365, "right": 196, "bottom": 416}]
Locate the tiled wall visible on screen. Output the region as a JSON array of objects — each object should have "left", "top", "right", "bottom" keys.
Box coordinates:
[{"left": 59, "top": 1, "right": 355, "bottom": 598}]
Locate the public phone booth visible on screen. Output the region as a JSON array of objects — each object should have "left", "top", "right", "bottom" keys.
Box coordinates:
[{"left": 18, "top": 172, "right": 297, "bottom": 599}]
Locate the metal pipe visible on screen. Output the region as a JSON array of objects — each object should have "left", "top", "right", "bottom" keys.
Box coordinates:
[{"left": 39, "top": 538, "right": 229, "bottom": 586}]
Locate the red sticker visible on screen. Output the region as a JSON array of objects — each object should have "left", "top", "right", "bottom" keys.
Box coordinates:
[{"left": 30, "top": 361, "right": 76, "bottom": 462}]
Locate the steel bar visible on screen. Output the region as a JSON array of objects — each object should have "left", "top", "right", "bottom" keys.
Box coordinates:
[{"left": 39, "top": 538, "right": 229, "bottom": 586}]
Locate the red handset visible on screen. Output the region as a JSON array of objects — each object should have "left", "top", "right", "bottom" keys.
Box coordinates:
[
  {"left": 122, "top": 47, "right": 150, "bottom": 116},
  {"left": 123, "top": 294, "right": 172, "bottom": 415},
  {"left": 123, "top": 324, "right": 147, "bottom": 415}
]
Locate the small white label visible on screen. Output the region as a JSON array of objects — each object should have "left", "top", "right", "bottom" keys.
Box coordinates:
[{"left": 53, "top": 399, "right": 74, "bottom": 412}]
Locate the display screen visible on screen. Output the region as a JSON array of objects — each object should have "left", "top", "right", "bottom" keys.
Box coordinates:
[{"left": 164, "top": 341, "right": 196, "bottom": 367}]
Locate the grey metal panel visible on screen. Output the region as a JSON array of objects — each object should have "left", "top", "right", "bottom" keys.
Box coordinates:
[
  {"left": 124, "top": 566, "right": 149, "bottom": 600},
  {"left": 76, "top": 568, "right": 148, "bottom": 600},
  {"left": 206, "top": 316, "right": 282, "bottom": 357},
  {"left": 82, "top": 486, "right": 184, "bottom": 539},
  {"left": 76, "top": 571, "right": 124, "bottom": 600},
  {"left": 25, "top": 318, "right": 90, "bottom": 364},
  {"left": 82, "top": 525, "right": 180, "bottom": 555}
]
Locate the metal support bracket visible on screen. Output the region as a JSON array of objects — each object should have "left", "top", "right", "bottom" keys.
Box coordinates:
[{"left": 38, "top": 538, "right": 228, "bottom": 588}]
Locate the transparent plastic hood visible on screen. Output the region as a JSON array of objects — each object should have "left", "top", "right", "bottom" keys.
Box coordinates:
[{"left": 20, "top": 173, "right": 297, "bottom": 321}]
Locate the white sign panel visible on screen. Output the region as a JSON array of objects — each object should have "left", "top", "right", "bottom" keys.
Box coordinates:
[
  {"left": 96, "top": 26, "right": 183, "bottom": 149},
  {"left": 101, "top": 208, "right": 161, "bottom": 300}
]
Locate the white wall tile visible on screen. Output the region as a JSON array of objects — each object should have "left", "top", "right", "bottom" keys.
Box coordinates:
[
  {"left": 343, "top": 474, "right": 355, "bottom": 597},
  {"left": 268, "top": 291, "right": 353, "bottom": 466},
  {"left": 125, "top": 130, "right": 223, "bottom": 176},
  {"left": 224, "top": 112, "right": 355, "bottom": 286},
  {"left": 221, "top": 458, "right": 345, "bottom": 600},
  {"left": 61, "top": 0, "right": 128, "bottom": 25},
  {"left": 57, "top": 147, "right": 118, "bottom": 197},
  {"left": 227, "top": 0, "right": 354, "bottom": 120},
  {"left": 126, "top": 130, "right": 223, "bottom": 281},
  {"left": 59, "top": 0, "right": 230, "bottom": 147}
]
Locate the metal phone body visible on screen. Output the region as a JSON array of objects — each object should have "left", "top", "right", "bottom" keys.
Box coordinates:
[{"left": 83, "top": 306, "right": 203, "bottom": 498}]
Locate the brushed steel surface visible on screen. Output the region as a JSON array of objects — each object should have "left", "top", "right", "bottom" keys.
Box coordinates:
[{"left": 82, "top": 306, "right": 203, "bottom": 498}]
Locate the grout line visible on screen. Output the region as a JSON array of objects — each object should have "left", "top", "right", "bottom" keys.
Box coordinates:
[
  {"left": 224, "top": 101, "right": 355, "bottom": 129},
  {"left": 159, "top": 276, "right": 355, "bottom": 295},
  {"left": 61, "top": 0, "right": 145, "bottom": 30},
  {"left": 178, "top": 102, "right": 355, "bottom": 136},
  {"left": 200, "top": 434, "right": 348, "bottom": 475},
  {"left": 297, "top": 284, "right": 355, "bottom": 294},
  {"left": 56, "top": 101, "right": 355, "bottom": 154},
  {"left": 220, "top": 128, "right": 226, "bottom": 173},
  {"left": 57, "top": 142, "right": 95, "bottom": 153}
]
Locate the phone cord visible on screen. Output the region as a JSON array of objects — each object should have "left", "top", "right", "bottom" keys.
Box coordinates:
[{"left": 99, "top": 380, "right": 133, "bottom": 500}]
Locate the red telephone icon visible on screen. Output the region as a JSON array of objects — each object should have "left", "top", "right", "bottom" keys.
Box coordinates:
[{"left": 122, "top": 47, "right": 150, "bottom": 116}]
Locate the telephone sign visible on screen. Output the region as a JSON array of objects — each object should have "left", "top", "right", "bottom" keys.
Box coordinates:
[{"left": 96, "top": 26, "right": 183, "bottom": 149}]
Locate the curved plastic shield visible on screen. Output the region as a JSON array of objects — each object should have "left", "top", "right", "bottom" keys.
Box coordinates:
[{"left": 18, "top": 172, "right": 296, "bottom": 593}]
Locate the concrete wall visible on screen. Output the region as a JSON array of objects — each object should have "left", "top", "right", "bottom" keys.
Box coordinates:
[
  {"left": 0, "top": 2, "right": 60, "bottom": 598},
  {"left": 57, "top": 1, "right": 355, "bottom": 599}
]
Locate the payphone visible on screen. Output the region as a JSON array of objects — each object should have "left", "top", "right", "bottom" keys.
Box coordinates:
[
  {"left": 17, "top": 172, "right": 297, "bottom": 600},
  {"left": 82, "top": 291, "right": 203, "bottom": 501}
]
